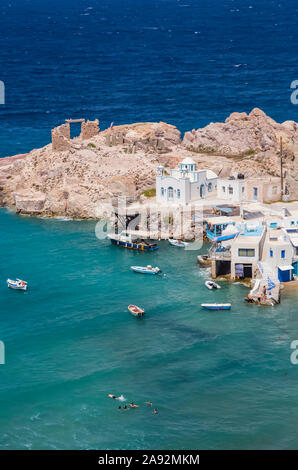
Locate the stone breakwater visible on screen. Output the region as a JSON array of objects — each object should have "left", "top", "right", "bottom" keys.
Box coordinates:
[{"left": 1, "top": 109, "right": 298, "bottom": 219}]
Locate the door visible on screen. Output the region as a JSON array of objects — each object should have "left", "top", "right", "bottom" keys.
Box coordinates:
[
  {"left": 200, "top": 184, "right": 206, "bottom": 198},
  {"left": 253, "top": 187, "right": 258, "bottom": 201}
]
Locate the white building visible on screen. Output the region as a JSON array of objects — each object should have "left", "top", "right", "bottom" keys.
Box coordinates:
[
  {"left": 217, "top": 176, "right": 246, "bottom": 202},
  {"left": 230, "top": 222, "right": 266, "bottom": 279},
  {"left": 156, "top": 157, "right": 217, "bottom": 205}
]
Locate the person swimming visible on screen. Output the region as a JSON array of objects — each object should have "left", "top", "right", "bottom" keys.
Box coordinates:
[
  {"left": 107, "top": 394, "right": 118, "bottom": 399},
  {"left": 129, "top": 402, "right": 139, "bottom": 408},
  {"left": 153, "top": 408, "right": 158, "bottom": 414},
  {"left": 146, "top": 401, "right": 152, "bottom": 406}
]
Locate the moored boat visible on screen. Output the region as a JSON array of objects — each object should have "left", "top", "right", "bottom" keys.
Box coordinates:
[
  {"left": 205, "top": 280, "right": 221, "bottom": 290},
  {"left": 128, "top": 304, "right": 145, "bottom": 317},
  {"left": 7, "top": 278, "right": 27, "bottom": 291},
  {"left": 168, "top": 238, "right": 189, "bottom": 247},
  {"left": 201, "top": 303, "right": 231, "bottom": 310},
  {"left": 131, "top": 265, "right": 161, "bottom": 274},
  {"left": 107, "top": 232, "right": 158, "bottom": 252}
]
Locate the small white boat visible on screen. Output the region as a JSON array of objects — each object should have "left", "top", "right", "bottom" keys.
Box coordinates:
[
  {"left": 130, "top": 265, "right": 161, "bottom": 275},
  {"left": 201, "top": 303, "right": 231, "bottom": 311},
  {"left": 128, "top": 304, "right": 145, "bottom": 317},
  {"left": 168, "top": 238, "right": 189, "bottom": 247},
  {"left": 205, "top": 280, "right": 221, "bottom": 290},
  {"left": 7, "top": 278, "right": 27, "bottom": 291}
]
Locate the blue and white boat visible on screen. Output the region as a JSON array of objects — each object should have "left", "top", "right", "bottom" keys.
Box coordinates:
[
  {"left": 131, "top": 265, "right": 161, "bottom": 274},
  {"left": 201, "top": 303, "right": 231, "bottom": 310},
  {"left": 168, "top": 238, "right": 189, "bottom": 247},
  {"left": 107, "top": 232, "right": 158, "bottom": 252},
  {"left": 7, "top": 278, "right": 27, "bottom": 291}
]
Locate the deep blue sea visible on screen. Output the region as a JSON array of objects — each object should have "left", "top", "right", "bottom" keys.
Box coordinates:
[
  {"left": 1, "top": 0, "right": 298, "bottom": 450},
  {"left": 1, "top": 0, "right": 298, "bottom": 156}
]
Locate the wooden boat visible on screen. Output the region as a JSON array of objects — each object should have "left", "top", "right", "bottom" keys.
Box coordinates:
[
  {"left": 128, "top": 304, "right": 145, "bottom": 317},
  {"left": 205, "top": 280, "right": 221, "bottom": 290},
  {"left": 7, "top": 278, "right": 27, "bottom": 291},
  {"left": 197, "top": 254, "right": 211, "bottom": 268},
  {"left": 107, "top": 232, "right": 158, "bottom": 252},
  {"left": 131, "top": 265, "right": 161, "bottom": 274},
  {"left": 201, "top": 303, "right": 231, "bottom": 310},
  {"left": 168, "top": 238, "right": 189, "bottom": 247}
]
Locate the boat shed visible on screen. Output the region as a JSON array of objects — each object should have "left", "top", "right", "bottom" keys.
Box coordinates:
[
  {"left": 204, "top": 216, "right": 237, "bottom": 241},
  {"left": 278, "top": 265, "right": 294, "bottom": 282}
]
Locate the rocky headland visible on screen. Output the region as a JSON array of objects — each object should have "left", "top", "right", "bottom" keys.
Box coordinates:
[{"left": 0, "top": 108, "right": 297, "bottom": 219}]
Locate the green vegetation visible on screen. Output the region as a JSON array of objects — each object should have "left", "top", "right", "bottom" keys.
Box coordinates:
[
  {"left": 242, "top": 148, "right": 255, "bottom": 156},
  {"left": 142, "top": 188, "right": 156, "bottom": 198},
  {"left": 88, "top": 142, "right": 96, "bottom": 148}
]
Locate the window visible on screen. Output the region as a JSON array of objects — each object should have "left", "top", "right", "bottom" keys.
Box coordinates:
[
  {"left": 238, "top": 248, "right": 255, "bottom": 257},
  {"left": 270, "top": 249, "right": 273, "bottom": 257},
  {"left": 161, "top": 187, "right": 164, "bottom": 197},
  {"left": 177, "top": 189, "right": 181, "bottom": 199},
  {"left": 167, "top": 187, "right": 174, "bottom": 199},
  {"left": 242, "top": 186, "right": 245, "bottom": 193},
  {"left": 291, "top": 221, "right": 295, "bottom": 226},
  {"left": 222, "top": 186, "right": 226, "bottom": 192},
  {"left": 228, "top": 186, "right": 233, "bottom": 195},
  {"left": 208, "top": 182, "right": 212, "bottom": 192},
  {"left": 281, "top": 250, "right": 285, "bottom": 259}
]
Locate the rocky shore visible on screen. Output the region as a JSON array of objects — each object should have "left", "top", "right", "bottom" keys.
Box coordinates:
[{"left": 0, "top": 108, "right": 298, "bottom": 219}]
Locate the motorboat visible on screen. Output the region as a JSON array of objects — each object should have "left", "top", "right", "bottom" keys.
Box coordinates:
[
  {"left": 107, "top": 232, "right": 158, "bottom": 251},
  {"left": 168, "top": 238, "right": 189, "bottom": 247},
  {"left": 7, "top": 278, "right": 27, "bottom": 291},
  {"left": 205, "top": 280, "right": 221, "bottom": 290},
  {"left": 128, "top": 304, "right": 145, "bottom": 317},
  {"left": 131, "top": 265, "right": 161, "bottom": 274},
  {"left": 201, "top": 303, "right": 231, "bottom": 310}
]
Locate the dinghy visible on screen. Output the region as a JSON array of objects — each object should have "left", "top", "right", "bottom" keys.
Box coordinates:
[
  {"left": 201, "top": 303, "right": 231, "bottom": 310},
  {"left": 168, "top": 238, "right": 189, "bottom": 247},
  {"left": 205, "top": 280, "right": 221, "bottom": 290},
  {"left": 7, "top": 278, "right": 27, "bottom": 291},
  {"left": 130, "top": 265, "right": 161, "bottom": 274},
  {"left": 128, "top": 305, "right": 145, "bottom": 317}
]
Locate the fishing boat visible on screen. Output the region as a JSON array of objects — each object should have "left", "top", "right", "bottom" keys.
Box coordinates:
[
  {"left": 107, "top": 231, "right": 158, "bottom": 252},
  {"left": 128, "top": 304, "right": 145, "bottom": 317},
  {"left": 168, "top": 238, "right": 189, "bottom": 247},
  {"left": 131, "top": 265, "right": 161, "bottom": 274},
  {"left": 205, "top": 280, "right": 221, "bottom": 290},
  {"left": 7, "top": 278, "right": 27, "bottom": 291},
  {"left": 201, "top": 303, "right": 231, "bottom": 310}
]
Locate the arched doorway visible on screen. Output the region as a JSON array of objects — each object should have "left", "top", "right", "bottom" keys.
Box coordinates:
[{"left": 200, "top": 184, "right": 206, "bottom": 198}]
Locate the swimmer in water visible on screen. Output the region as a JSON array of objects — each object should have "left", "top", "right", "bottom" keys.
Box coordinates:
[
  {"left": 129, "top": 402, "right": 139, "bottom": 408},
  {"left": 107, "top": 394, "right": 118, "bottom": 399},
  {"left": 118, "top": 406, "right": 122, "bottom": 411},
  {"left": 153, "top": 408, "right": 158, "bottom": 414},
  {"left": 124, "top": 405, "right": 128, "bottom": 410},
  {"left": 146, "top": 401, "right": 153, "bottom": 406}
]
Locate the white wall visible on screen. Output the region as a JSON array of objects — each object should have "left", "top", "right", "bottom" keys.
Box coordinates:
[{"left": 217, "top": 179, "right": 246, "bottom": 201}]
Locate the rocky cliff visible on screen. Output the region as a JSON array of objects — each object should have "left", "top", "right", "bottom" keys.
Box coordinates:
[
  {"left": 1, "top": 109, "right": 298, "bottom": 218},
  {"left": 0, "top": 122, "right": 181, "bottom": 218}
]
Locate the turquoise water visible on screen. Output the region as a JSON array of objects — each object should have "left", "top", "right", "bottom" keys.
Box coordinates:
[{"left": 1, "top": 209, "right": 298, "bottom": 449}]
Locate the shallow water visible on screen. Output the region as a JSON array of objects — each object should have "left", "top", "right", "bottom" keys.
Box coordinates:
[{"left": 0, "top": 210, "right": 298, "bottom": 449}]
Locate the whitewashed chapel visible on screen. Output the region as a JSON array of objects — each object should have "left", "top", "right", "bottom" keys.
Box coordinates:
[{"left": 156, "top": 157, "right": 218, "bottom": 205}]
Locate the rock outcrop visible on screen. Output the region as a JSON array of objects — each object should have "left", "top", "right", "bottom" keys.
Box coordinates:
[
  {"left": 0, "top": 121, "right": 181, "bottom": 218},
  {"left": 183, "top": 108, "right": 298, "bottom": 156},
  {"left": 1, "top": 109, "right": 298, "bottom": 218}
]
